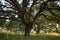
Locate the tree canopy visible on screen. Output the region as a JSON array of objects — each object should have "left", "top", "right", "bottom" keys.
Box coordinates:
[{"left": 0, "top": 0, "right": 60, "bottom": 36}]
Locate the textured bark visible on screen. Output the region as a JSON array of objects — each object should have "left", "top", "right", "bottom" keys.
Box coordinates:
[{"left": 24, "top": 23, "right": 33, "bottom": 36}]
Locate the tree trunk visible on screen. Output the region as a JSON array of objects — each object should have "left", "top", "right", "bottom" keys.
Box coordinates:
[
  {"left": 24, "top": 23, "right": 33, "bottom": 36},
  {"left": 36, "top": 25, "right": 41, "bottom": 34}
]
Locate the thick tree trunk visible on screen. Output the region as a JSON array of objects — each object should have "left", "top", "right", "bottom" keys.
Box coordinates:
[{"left": 24, "top": 23, "right": 33, "bottom": 36}]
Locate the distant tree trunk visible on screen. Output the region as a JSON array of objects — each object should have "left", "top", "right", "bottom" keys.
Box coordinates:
[
  {"left": 36, "top": 25, "right": 40, "bottom": 34},
  {"left": 24, "top": 23, "right": 33, "bottom": 36}
]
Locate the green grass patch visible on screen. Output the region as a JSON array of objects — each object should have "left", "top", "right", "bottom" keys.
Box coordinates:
[{"left": 0, "top": 32, "right": 60, "bottom": 40}]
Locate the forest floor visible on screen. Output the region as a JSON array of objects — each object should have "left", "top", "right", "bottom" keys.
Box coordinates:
[{"left": 0, "top": 31, "right": 60, "bottom": 40}]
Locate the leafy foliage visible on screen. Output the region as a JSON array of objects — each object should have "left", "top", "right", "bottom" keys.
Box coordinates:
[{"left": 0, "top": 0, "right": 60, "bottom": 36}]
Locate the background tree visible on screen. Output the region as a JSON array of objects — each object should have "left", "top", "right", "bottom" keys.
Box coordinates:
[{"left": 0, "top": 0, "right": 60, "bottom": 36}]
